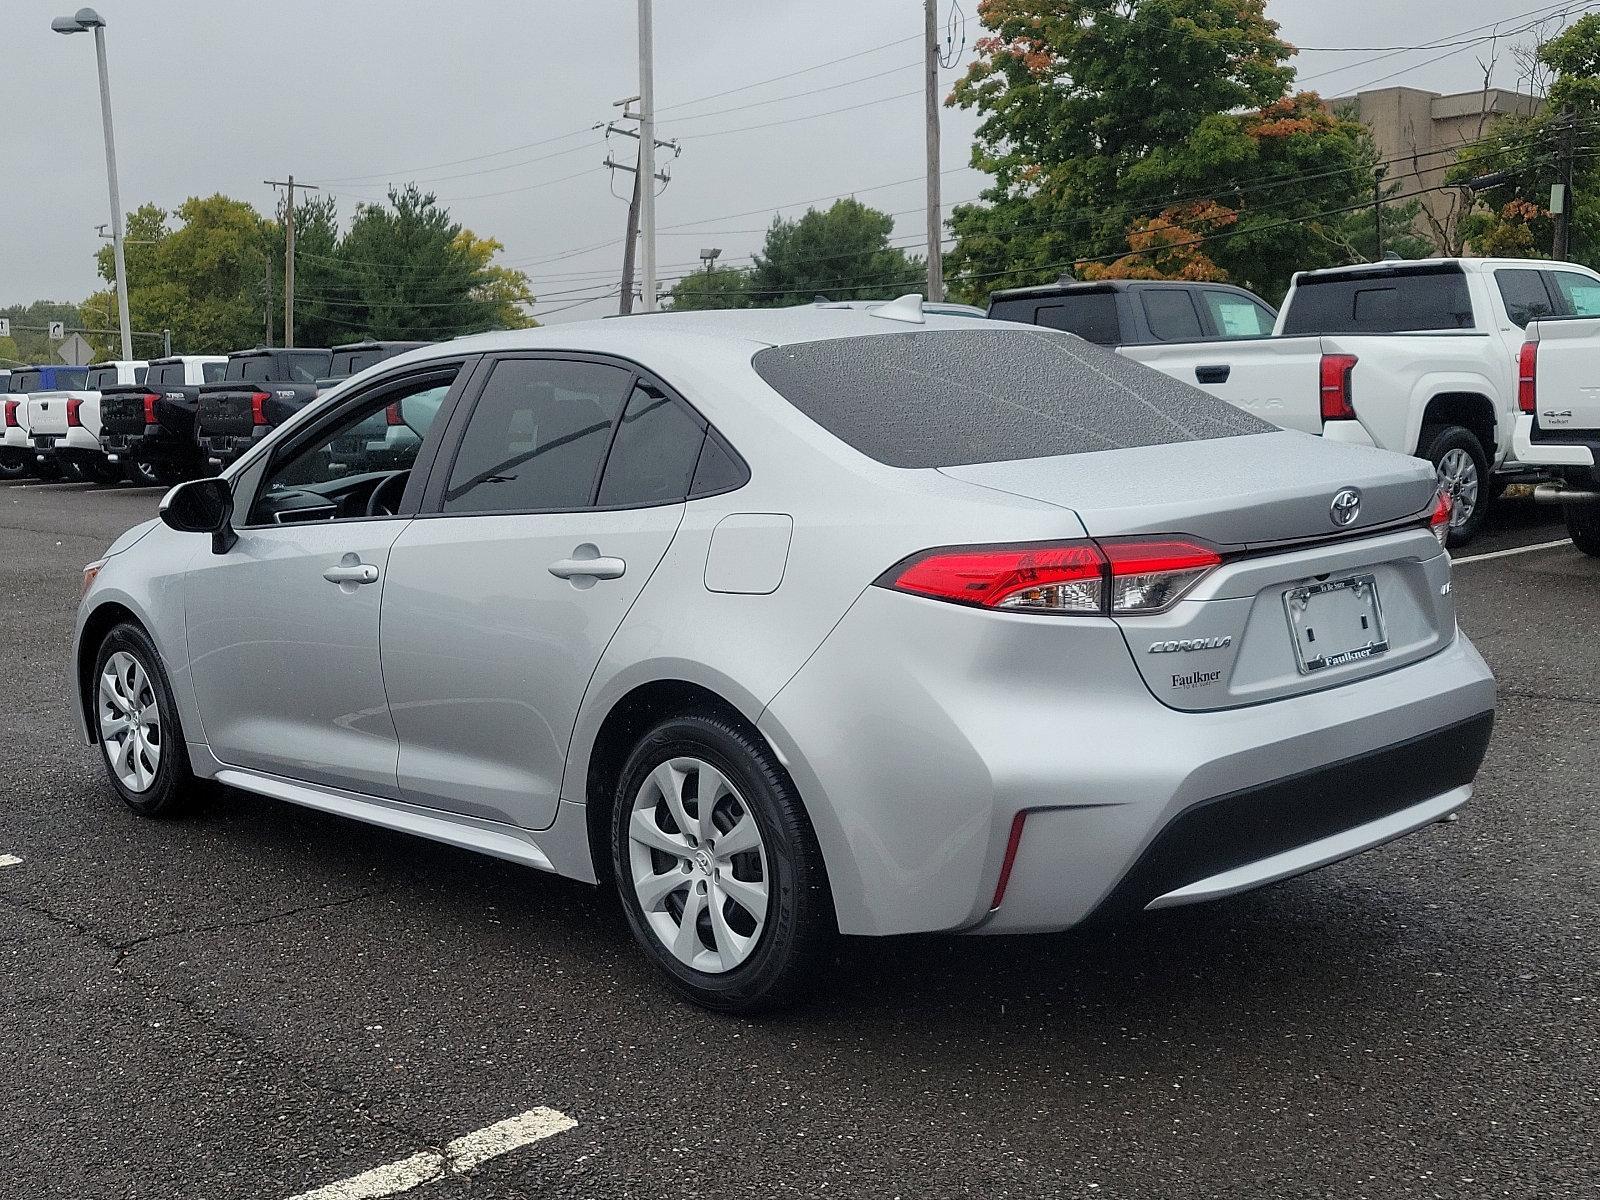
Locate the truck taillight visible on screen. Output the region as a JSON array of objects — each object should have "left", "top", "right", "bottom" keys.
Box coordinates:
[
  {"left": 66, "top": 397, "right": 83, "bottom": 427},
  {"left": 1429, "top": 489, "right": 1454, "bottom": 546},
  {"left": 3, "top": 400, "right": 18, "bottom": 428},
  {"left": 250, "top": 391, "right": 270, "bottom": 426},
  {"left": 1517, "top": 341, "right": 1538, "bottom": 415},
  {"left": 879, "top": 538, "right": 1222, "bottom": 616},
  {"left": 1319, "top": 353, "right": 1358, "bottom": 422},
  {"left": 142, "top": 392, "right": 160, "bottom": 424},
  {"left": 385, "top": 401, "right": 404, "bottom": 426}
]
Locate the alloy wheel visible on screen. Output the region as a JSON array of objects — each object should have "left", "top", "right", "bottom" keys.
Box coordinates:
[
  {"left": 98, "top": 650, "right": 161, "bottom": 792},
  {"left": 627, "top": 757, "right": 770, "bottom": 974},
  {"left": 1437, "top": 448, "right": 1479, "bottom": 530}
]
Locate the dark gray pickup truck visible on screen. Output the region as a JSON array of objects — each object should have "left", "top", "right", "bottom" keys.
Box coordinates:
[
  {"left": 986, "top": 278, "right": 1277, "bottom": 345},
  {"left": 194, "top": 348, "right": 333, "bottom": 469}
]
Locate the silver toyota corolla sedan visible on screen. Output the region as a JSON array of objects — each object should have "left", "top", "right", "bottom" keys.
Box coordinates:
[{"left": 72, "top": 301, "right": 1496, "bottom": 1012}]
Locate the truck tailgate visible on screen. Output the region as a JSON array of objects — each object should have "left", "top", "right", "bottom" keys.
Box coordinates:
[
  {"left": 1529, "top": 316, "right": 1600, "bottom": 434},
  {"left": 1120, "top": 337, "right": 1326, "bottom": 435},
  {"left": 27, "top": 393, "right": 72, "bottom": 437},
  {"left": 99, "top": 386, "right": 150, "bottom": 436}
]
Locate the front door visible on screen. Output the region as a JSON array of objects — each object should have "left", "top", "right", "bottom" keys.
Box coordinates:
[
  {"left": 380, "top": 358, "right": 711, "bottom": 829},
  {"left": 183, "top": 366, "right": 460, "bottom": 797}
]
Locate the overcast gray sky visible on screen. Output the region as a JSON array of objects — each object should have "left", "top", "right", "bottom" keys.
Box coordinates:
[{"left": 0, "top": 0, "right": 1582, "bottom": 321}]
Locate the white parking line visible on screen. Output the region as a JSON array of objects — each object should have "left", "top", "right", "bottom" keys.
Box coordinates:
[
  {"left": 0, "top": 854, "right": 21, "bottom": 868},
  {"left": 1453, "top": 538, "right": 1574, "bottom": 564},
  {"left": 285, "top": 1107, "right": 576, "bottom": 1200}
]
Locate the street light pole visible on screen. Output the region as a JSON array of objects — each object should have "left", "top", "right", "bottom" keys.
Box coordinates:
[
  {"left": 637, "top": 0, "right": 657, "bottom": 313},
  {"left": 54, "top": 7, "right": 131, "bottom": 361}
]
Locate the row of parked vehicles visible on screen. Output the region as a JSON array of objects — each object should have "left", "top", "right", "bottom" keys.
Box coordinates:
[
  {"left": 0, "top": 340, "right": 425, "bottom": 487},
  {"left": 985, "top": 254, "right": 1600, "bottom": 551}
]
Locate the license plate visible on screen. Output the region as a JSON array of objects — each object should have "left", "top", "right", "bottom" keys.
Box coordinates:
[{"left": 1283, "top": 573, "right": 1388, "bottom": 674}]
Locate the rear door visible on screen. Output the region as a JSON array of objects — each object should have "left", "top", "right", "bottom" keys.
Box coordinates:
[{"left": 381, "top": 356, "right": 708, "bottom": 829}]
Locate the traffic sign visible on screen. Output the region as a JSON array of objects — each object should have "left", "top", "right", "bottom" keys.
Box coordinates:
[
  {"left": 48, "top": 321, "right": 65, "bottom": 340},
  {"left": 57, "top": 333, "right": 93, "bottom": 366}
]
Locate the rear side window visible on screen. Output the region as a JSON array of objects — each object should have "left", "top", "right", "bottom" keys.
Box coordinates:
[
  {"left": 147, "top": 362, "right": 182, "bottom": 387},
  {"left": 10, "top": 370, "right": 41, "bottom": 393},
  {"left": 1140, "top": 290, "right": 1204, "bottom": 341},
  {"left": 1282, "top": 267, "right": 1475, "bottom": 333},
  {"left": 442, "top": 358, "right": 633, "bottom": 514},
  {"left": 227, "top": 356, "right": 270, "bottom": 382},
  {"left": 1546, "top": 269, "right": 1600, "bottom": 316},
  {"left": 987, "top": 297, "right": 1040, "bottom": 324},
  {"left": 751, "top": 328, "right": 1270, "bottom": 469},
  {"left": 280, "top": 352, "right": 332, "bottom": 382},
  {"left": 1201, "top": 291, "right": 1276, "bottom": 337},
  {"left": 1035, "top": 294, "right": 1120, "bottom": 344},
  {"left": 87, "top": 367, "right": 117, "bottom": 390},
  {"left": 1496, "top": 270, "right": 1555, "bottom": 327},
  {"left": 596, "top": 382, "right": 706, "bottom": 508}
]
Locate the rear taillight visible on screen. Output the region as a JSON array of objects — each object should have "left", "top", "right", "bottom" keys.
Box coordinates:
[
  {"left": 1319, "top": 353, "right": 1358, "bottom": 422},
  {"left": 142, "top": 392, "right": 159, "bottom": 424},
  {"left": 250, "top": 391, "right": 270, "bottom": 426},
  {"left": 1517, "top": 341, "right": 1537, "bottom": 415},
  {"left": 66, "top": 397, "right": 83, "bottom": 427},
  {"left": 1429, "top": 489, "right": 1454, "bottom": 546},
  {"left": 880, "top": 537, "right": 1222, "bottom": 616},
  {"left": 385, "top": 401, "right": 404, "bottom": 426},
  {"left": 3, "top": 400, "right": 18, "bottom": 428}
]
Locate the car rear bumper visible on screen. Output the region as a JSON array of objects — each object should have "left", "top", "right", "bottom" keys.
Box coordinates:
[
  {"left": 759, "top": 586, "right": 1497, "bottom": 937},
  {"left": 202, "top": 427, "right": 266, "bottom": 465}
]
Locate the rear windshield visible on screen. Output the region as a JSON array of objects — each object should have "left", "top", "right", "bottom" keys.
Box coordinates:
[
  {"left": 1282, "top": 266, "right": 1475, "bottom": 334},
  {"left": 225, "top": 351, "right": 332, "bottom": 383},
  {"left": 51, "top": 367, "right": 91, "bottom": 389},
  {"left": 750, "top": 328, "right": 1270, "bottom": 469}
]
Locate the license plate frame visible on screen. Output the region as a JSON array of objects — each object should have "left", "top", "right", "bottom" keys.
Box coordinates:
[{"left": 1282, "top": 573, "right": 1389, "bottom": 675}]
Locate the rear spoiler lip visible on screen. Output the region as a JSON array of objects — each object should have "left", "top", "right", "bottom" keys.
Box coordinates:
[{"left": 1230, "top": 504, "right": 1440, "bottom": 558}]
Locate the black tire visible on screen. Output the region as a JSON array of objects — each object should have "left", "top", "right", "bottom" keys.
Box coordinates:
[
  {"left": 609, "top": 713, "right": 835, "bottom": 1014},
  {"left": 88, "top": 457, "right": 123, "bottom": 485},
  {"left": 91, "top": 622, "right": 201, "bottom": 818},
  {"left": 0, "top": 450, "right": 27, "bottom": 480},
  {"left": 33, "top": 457, "right": 64, "bottom": 481},
  {"left": 1566, "top": 503, "right": 1600, "bottom": 558},
  {"left": 125, "top": 456, "right": 163, "bottom": 486},
  {"left": 1419, "top": 424, "right": 1491, "bottom": 548}
]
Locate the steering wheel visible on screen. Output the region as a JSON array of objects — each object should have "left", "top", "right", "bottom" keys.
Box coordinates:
[{"left": 365, "top": 471, "right": 408, "bottom": 517}]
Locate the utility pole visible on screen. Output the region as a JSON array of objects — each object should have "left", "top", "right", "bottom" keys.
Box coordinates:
[
  {"left": 637, "top": 0, "right": 658, "bottom": 312},
  {"left": 1553, "top": 110, "right": 1577, "bottom": 261},
  {"left": 264, "top": 175, "right": 319, "bottom": 347},
  {"left": 1373, "top": 166, "right": 1386, "bottom": 260},
  {"left": 924, "top": 0, "right": 945, "bottom": 301},
  {"left": 606, "top": 99, "right": 677, "bottom": 316},
  {"left": 619, "top": 166, "right": 642, "bottom": 315}
]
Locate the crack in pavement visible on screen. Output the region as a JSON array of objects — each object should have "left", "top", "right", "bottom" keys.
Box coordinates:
[{"left": 1500, "top": 686, "right": 1600, "bottom": 708}]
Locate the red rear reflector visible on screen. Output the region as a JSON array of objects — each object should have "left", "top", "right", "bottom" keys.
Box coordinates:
[
  {"left": 66, "top": 397, "right": 83, "bottom": 427},
  {"left": 1517, "top": 341, "right": 1538, "bottom": 415},
  {"left": 250, "top": 391, "right": 270, "bottom": 426},
  {"left": 886, "top": 542, "right": 1107, "bottom": 612},
  {"left": 990, "top": 811, "right": 1028, "bottom": 911},
  {"left": 385, "top": 401, "right": 404, "bottom": 426},
  {"left": 1319, "top": 353, "right": 1358, "bottom": 422},
  {"left": 3, "top": 400, "right": 18, "bottom": 428},
  {"left": 142, "top": 392, "right": 159, "bottom": 424}
]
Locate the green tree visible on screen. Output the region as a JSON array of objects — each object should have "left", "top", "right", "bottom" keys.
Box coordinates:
[
  {"left": 83, "top": 194, "right": 271, "bottom": 358},
  {"left": 1451, "top": 15, "right": 1600, "bottom": 264},
  {"left": 261, "top": 194, "right": 350, "bottom": 349},
  {"left": 667, "top": 266, "right": 753, "bottom": 311},
  {"left": 946, "top": 0, "right": 1396, "bottom": 304},
  {"left": 744, "top": 199, "right": 923, "bottom": 305},
  {"left": 0, "top": 299, "right": 88, "bottom": 364}
]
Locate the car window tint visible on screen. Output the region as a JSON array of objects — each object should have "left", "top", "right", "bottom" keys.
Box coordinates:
[
  {"left": 689, "top": 430, "right": 749, "bottom": 496},
  {"left": 1141, "top": 290, "right": 1204, "bottom": 341},
  {"left": 87, "top": 368, "right": 116, "bottom": 390},
  {"left": 202, "top": 361, "right": 225, "bottom": 383},
  {"left": 1495, "top": 269, "right": 1556, "bottom": 327},
  {"left": 1201, "top": 291, "right": 1276, "bottom": 337},
  {"left": 1282, "top": 266, "right": 1475, "bottom": 333},
  {"left": 443, "top": 359, "right": 632, "bottom": 514},
  {"left": 987, "top": 298, "right": 1038, "bottom": 324},
  {"left": 596, "top": 382, "right": 705, "bottom": 507},
  {"left": 1546, "top": 269, "right": 1600, "bottom": 317},
  {"left": 1035, "top": 294, "right": 1120, "bottom": 344}
]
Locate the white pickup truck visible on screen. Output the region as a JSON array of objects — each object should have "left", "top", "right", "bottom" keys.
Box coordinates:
[
  {"left": 1112, "top": 258, "right": 1600, "bottom": 546},
  {"left": 1512, "top": 315, "right": 1600, "bottom": 556},
  {"left": 27, "top": 359, "right": 147, "bottom": 483}
]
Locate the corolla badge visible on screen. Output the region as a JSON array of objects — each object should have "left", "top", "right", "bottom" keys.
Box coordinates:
[{"left": 1329, "top": 487, "right": 1362, "bottom": 527}]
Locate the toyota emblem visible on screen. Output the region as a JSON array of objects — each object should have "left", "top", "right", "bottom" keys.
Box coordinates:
[{"left": 1329, "top": 488, "right": 1362, "bottom": 527}]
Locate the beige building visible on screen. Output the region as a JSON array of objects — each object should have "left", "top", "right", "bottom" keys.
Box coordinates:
[{"left": 1327, "top": 86, "right": 1543, "bottom": 254}]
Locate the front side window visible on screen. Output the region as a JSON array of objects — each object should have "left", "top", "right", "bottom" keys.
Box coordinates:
[
  {"left": 596, "top": 383, "right": 706, "bottom": 507},
  {"left": 442, "top": 358, "right": 633, "bottom": 514},
  {"left": 1202, "top": 291, "right": 1276, "bottom": 337},
  {"left": 1546, "top": 269, "right": 1600, "bottom": 317},
  {"left": 248, "top": 372, "right": 455, "bottom": 524}
]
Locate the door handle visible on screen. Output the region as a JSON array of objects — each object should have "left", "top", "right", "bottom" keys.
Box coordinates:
[
  {"left": 323, "top": 563, "right": 379, "bottom": 585},
  {"left": 1195, "top": 364, "right": 1231, "bottom": 384},
  {"left": 549, "top": 555, "right": 626, "bottom": 580}
]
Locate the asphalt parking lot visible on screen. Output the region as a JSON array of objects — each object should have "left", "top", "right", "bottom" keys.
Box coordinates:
[{"left": 2, "top": 479, "right": 1596, "bottom": 1200}]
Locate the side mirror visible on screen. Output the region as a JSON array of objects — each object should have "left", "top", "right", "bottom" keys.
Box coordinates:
[{"left": 159, "top": 477, "right": 237, "bottom": 554}]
